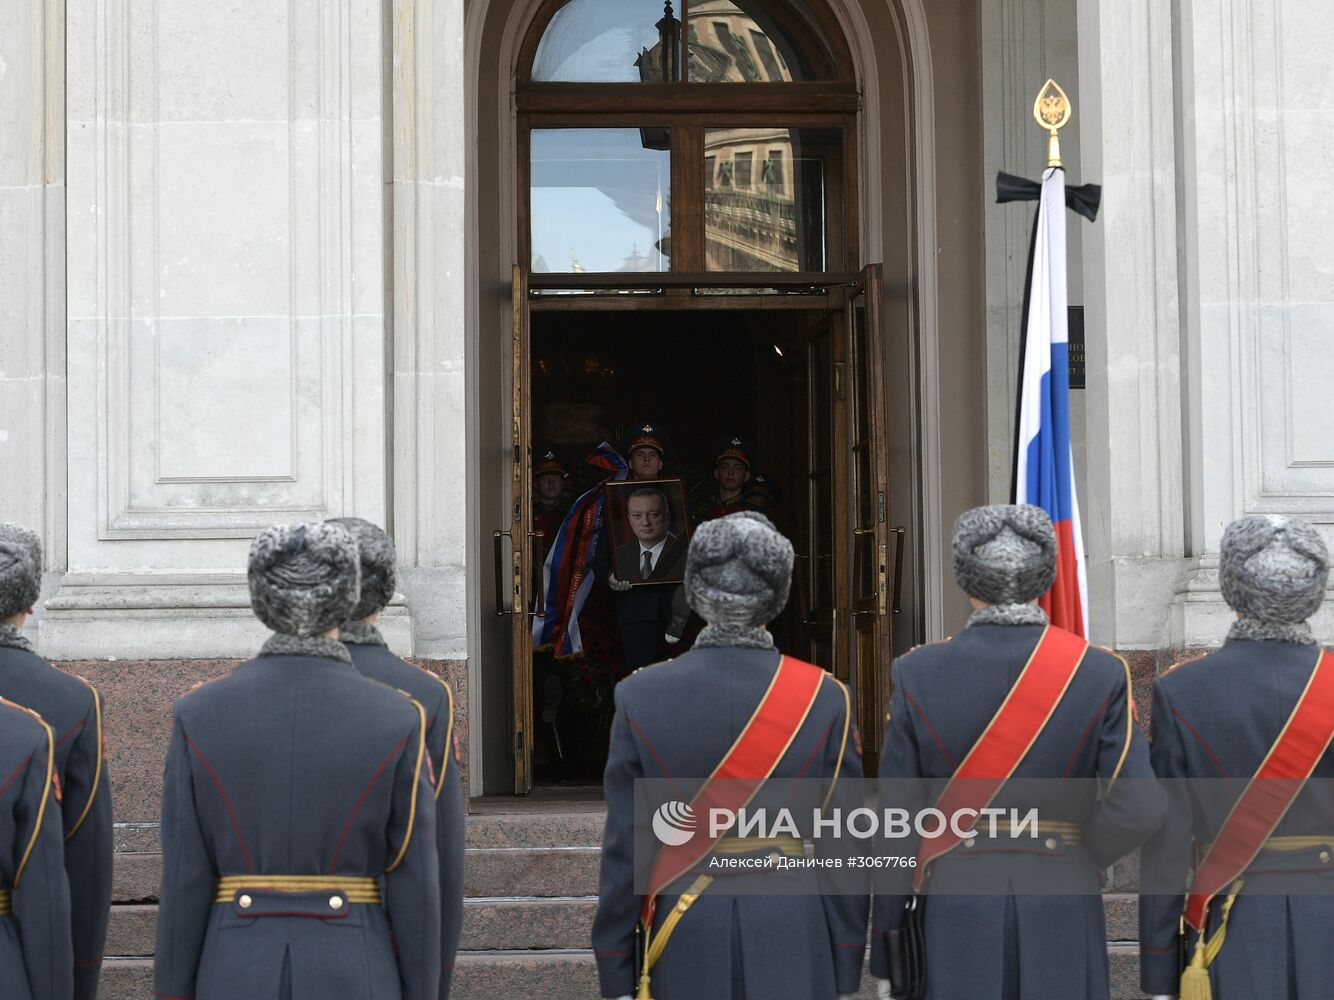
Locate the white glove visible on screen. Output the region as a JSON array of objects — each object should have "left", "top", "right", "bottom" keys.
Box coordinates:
[
  {"left": 837, "top": 994, "right": 857, "bottom": 1000},
  {"left": 875, "top": 978, "right": 897, "bottom": 1000},
  {"left": 609, "top": 996, "right": 634, "bottom": 1000},
  {"left": 1150, "top": 996, "right": 1178, "bottom": 1000},
  {"left": 608, "top": 574, "right": 632, "bottom": 593}
]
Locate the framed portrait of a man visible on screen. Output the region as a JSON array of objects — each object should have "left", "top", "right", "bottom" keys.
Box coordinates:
[{"left": 604, "top": 479, "right": 690, "bottom": 586}]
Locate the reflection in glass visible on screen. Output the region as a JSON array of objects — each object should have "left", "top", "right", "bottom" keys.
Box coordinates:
[
  {"left": 533, "top": 0, "right": 682, "bottom": 83},
  {"left": 687, "top": 0, "right": 830, "bottom": 82},
  {"left": 531, "top": 129, "right": 671, "bottom": 273},
  {"left": 705, "top": 127, "right": 838, "bottom": 271}
]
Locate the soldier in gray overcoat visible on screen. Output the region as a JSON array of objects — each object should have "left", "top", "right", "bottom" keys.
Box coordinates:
[
  {"left": 0, "top": 523, "right": 112, "bottom": 999},
  {"left": 871, "top": 504, "right": 1166, "bottom": 1000},
  {"left": 593, "top": 511, "right": 869, "bottom": 1000},
  {"left": 154, "top": 522, "right": 440, "bottom": 1000},
  {"left": 1140, "top": 514, "right": 1334, "bottom": 1000},
  {"left": 0, "top": 693, "right": 74, "bottom": 1000},
  {"left": 333, "top": 517, "right": 465, "bottom": 999}
]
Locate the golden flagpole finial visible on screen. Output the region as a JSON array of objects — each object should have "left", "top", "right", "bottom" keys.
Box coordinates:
[{"left": 1033, "top": 79, "right": 1073, "bottom": 168}]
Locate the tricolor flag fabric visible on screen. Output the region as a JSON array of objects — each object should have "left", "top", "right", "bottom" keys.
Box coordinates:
[
  {"left": 1013, "top": 166, "right": 1089, "bottom": 638},
  {"left": 532, "top": 441, "right": 628, "bottom": 656}
]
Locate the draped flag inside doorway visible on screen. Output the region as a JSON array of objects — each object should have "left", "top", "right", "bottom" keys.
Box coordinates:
[
  {"left": 998, "top": 83, "right": 1101, "bottom": 638},
  {"left": 532, "top": 441, "right": 629, "bottom": 656}
]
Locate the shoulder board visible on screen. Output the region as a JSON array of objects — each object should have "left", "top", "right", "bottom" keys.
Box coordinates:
[
  {"left": 904, "top": 637, "right": 951, "bottom": 656},
  {"left": 1164, "top": 652, "right": 1209, "bottom": 675},
  {"left": 185, "top": 674, "right": 227, "bottom": 695},
  {"left": 820, "top": 672, "right": 850, "bottom": 696},
  {"left": 412, "top": 664, "right": 454, "bottom": 703},
  {"left": 629, "top": 657, "right": 674, "bottom": 678},
  {"left": 0, "top": 695, "right": 48, "bottom": 728}
]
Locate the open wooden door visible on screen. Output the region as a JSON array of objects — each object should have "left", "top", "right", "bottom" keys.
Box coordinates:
[
  {"left": 797, "top": 312, "right": 847, "bottom": 683},
  {"left": 846, "top": 264, "right": 895, "bottom": 775},
  {"left": 504, "top": 264, "right": 535, "bottom": 793}
]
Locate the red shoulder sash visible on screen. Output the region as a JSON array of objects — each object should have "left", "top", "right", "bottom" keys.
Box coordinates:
[
  {"left": 641, "top": 655, "right": 825, "bottom": 922},
  {"left": 913, "top": 625, "right": 1088, "bottom": 891},
  {"left": 1184, "top": 648, "right": 1334, "bottom": 930}
]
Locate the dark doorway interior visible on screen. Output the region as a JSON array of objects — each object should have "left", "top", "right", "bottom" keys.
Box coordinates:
[{"left": 527, "top": 307, "right": 821, "bottom": 784}]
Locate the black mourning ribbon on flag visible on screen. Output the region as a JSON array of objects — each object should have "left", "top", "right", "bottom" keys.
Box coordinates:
[{"left": 996, "top": 171, "right": 1102, "bottom": 223}]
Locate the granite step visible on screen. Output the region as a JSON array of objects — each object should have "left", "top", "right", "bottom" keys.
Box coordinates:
[
  {"left": 111, "top": 809, "right": 608, "bottom": 855},
  {"left": 113, "top": 845, "right": 604, "bottom": 903},
  {"left": 463, "top": 810, "right": 605, "bottom": 849}
]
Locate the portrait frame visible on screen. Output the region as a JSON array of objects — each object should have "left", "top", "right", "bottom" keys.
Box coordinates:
[{"left": 604, "top": 478, "right": 691, "bottom": 586}]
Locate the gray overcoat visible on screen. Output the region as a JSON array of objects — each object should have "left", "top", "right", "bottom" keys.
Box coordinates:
[
  {"left": 0, "top": 643, "right": 112, "bottom": 999},
  {"left": 871, "top": 623, "right": 1166, "bottom": 1000},
  {"left": 592, "top": 645, "right": 869, "bottom": 999},
  {"left": 345, "top": 636, "right": 465, "bottom": 999},
  {"left": 153, "top": 650, "right": 440, "bottom": 1000},
  {"left": 0, "top": 696, "right": 74, "bottom": 1000},
  {"left": 1140, "top": 639, "right": 1334, "bottom": 997}
]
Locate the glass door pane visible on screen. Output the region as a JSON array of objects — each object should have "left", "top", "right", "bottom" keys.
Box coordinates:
[
  {"left": 533, "top": 0, "right": 682, "bottom": 82},
  {"left": 703, "top": 126, "right": 841, "bottom": 271},
  {"left": 531, "top": 128, "right": 672, "bottom": 273}
]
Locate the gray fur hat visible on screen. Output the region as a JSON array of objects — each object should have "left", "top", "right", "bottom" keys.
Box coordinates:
[
  {"left": 248, "top": 522, "right": 361, "bottom": 638},
  {"left": 685, "top": 511, "right": 793, "bottom": 627},
  {"left": 1219, "top": 514, "right": 1328, "bottom": 624},
  {"left": 328, "top": 517, "right": 396, "bottom": 621},
  {"left": 0, "top": 523, "right": 42, "bottom": 618},
  {"left": 953, "top": 504, "right": 1057, "bottom": 605}
]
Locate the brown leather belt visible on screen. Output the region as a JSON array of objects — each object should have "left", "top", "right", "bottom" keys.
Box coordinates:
[{"left": 0, "top": 889, "right": 10, "bottom": 916}]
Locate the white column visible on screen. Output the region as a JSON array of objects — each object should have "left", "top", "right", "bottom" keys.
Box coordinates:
[
  {"left": 1076, "top": 0, "right": 1189, "bottom": 649},
  {"left": 391, "top": 0, "right": 470, "bottom": 661},
  {"left": 1175, "top": 0, "right": 1334, "bottom": 643},
  {"left": 0, "top": 0, "right": 66, "bottom": 604}
]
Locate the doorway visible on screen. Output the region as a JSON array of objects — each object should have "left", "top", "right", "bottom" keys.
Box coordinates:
[{"left": 499, "top": 270, "right": 902, "bottom": 790}]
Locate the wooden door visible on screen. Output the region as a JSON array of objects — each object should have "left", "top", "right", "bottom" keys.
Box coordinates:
[
  {"left": 505, "top": 265, "right": 535, "bottom": 793},
  {"left": 845, "top": 264, "right": 893, "bottom": 775},
  {"left": 796, "top": 313, "right": 848, "bottom": 684}
]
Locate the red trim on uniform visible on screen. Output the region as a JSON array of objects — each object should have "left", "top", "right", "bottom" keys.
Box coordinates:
[
  {"left": 792, "top": 718, "right": 836, "bottom": 780},
  {"left": 75, "top": 958, "right": 103, "bottom": 967},
  {"left": 1171, "top": 708, "right": 1231, "bottom": 779},
  {"left": 641, "top": 656, "right": 825, "bottom": 926},
  {"left": 55, "top": 720, "right": 86, "bottom": 749},
  {"left": 1060, "top": 697, "right": 1109, "bottom": 778},
  {"left": 1139, "top": 946, "right": 1176, "bottom": 953},
  {"left": 834, "top": 941, "right": 863, "bottom": 949},
  {"left": 0, "top": 757, "right": 33, "bottom": 798},
  {"left": 904, "top": 689, "right": 955, "bottom": 769},
  {"left": 184, "top": 730, "right": 253, "bottom": 873},
  {"left": 1184, "top": 650, "right": 1334, "bottom": 931},
  {"left": 595, "top": 948, "right": 633, "bottom": 957},
  {"left": 330, "top": 732, "right": 412, "bottom": 871},
  {"left": 627, "top": 716, "right": 674, "bottom": 779},
  {"left": 914, "top": 627, "right": 1087, "bottom": 892}
]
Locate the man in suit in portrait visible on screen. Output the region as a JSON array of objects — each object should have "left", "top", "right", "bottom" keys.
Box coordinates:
[{"left": 613, "top": 486, "right": 687, "bottom": 585}]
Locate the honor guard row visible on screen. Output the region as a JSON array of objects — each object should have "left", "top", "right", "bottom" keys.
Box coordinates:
[
  {"left": 594, "top": 505, "right": 1334, "bottom": 1000},
  {"left": 0, "top": 516, "right": 464, "bottom": 1000}
]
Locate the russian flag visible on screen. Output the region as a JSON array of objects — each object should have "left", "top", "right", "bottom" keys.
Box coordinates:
[{"left": 1014, "top": 166, "right": 1088, "bottom": 638}]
